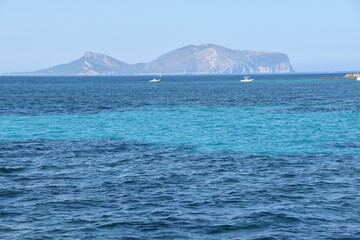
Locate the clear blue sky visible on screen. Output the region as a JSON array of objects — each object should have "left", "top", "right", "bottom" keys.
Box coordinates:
[{"left": 1, "top": 0, "right": 359, "bottom": 73}]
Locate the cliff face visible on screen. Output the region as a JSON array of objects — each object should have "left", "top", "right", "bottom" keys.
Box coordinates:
[{"left": 23, "top": 44, "right": 294, "bottom": 75}]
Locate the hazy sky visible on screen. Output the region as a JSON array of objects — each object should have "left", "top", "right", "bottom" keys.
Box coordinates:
[{"left": 1, "top": 0, "right": 359, "bottom": 73}]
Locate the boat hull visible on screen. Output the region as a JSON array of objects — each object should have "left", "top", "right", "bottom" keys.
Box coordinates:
[
  {"left": 240, "top": 79, "right": 254, "bottom": 82},
  {"left": 149, "top": 79, "right": 161, "bottom": 83}
]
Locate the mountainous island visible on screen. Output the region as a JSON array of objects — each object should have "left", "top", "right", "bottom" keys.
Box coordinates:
[{"left": 18, "top": 44, "right": 294, "bottom": 75}]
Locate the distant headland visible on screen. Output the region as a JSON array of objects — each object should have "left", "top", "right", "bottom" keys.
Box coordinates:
[
  {"left": 343, "top": 73, "right": 360, "bottom": 79},
  {"left": 320, "top": 73, "right": 360, "bottom": 79},
  {"left": 11, "top": 44, "right": 294, "bottom": 75}
]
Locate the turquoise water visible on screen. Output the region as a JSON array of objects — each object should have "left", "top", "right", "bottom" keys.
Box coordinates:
[
  {"left": 1, "top": 74, "right": 360, "bottom": 239},
  {"left": 1, "top": 106, "right": 360, "bottom": 154}
]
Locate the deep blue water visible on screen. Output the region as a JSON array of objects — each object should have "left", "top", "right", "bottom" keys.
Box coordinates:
[{"left": 1, "top": 74, "right": 360, "bottom": 239}]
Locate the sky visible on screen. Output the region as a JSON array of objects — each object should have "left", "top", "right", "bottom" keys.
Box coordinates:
[{"left": 0, "top": 0, "right": 359, "bottom": 73}]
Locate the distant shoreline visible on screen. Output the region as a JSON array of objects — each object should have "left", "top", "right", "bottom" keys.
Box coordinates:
[
  {"left": 1, "top": 72, "right": 358, "bottom": 77},
  {"left": 320, "top": 73, "right": 360, "bottom": 79}
]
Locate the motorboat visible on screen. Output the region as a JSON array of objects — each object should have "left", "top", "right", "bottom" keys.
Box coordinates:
[
  {"left": 240, "top": 76, "right": 254, "bottom": 82},
  {"left": 149, "top": 78, "right": 161, "bottom": 83},
  {"left": 357, "top": 77, "right": 360, "bottom": 81}
]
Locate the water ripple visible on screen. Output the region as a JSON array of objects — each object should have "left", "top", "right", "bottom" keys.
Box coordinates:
[{"left": 0, "top": 139, "right": 359, "bottom": 239}]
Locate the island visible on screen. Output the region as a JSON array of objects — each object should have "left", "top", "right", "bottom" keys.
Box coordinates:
[{"left": 12, "top": 43, "right": 294, "bottom": 75}]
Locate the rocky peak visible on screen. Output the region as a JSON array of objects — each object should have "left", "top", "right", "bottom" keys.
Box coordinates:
[
  {"left": 82, "top": 51, "right": 125, "bottom": 68},
  {"left": 83, "top": 51, "right": 110, "bottom": 60}
]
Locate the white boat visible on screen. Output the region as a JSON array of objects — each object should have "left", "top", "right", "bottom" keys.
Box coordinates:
[
  {"left": 240, "top": 76, "right": 254, "bottom": 82},
  {"left": 149, "top": 78, "right": 161, "bottom": 83},
  {"left": 357, "top": 77, "right": 360, "bottom": 81}
]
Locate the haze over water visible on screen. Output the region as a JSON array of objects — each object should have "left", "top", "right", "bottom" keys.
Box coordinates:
[{"left": 1, "top": 74, "right": 360, "bottom": 239}]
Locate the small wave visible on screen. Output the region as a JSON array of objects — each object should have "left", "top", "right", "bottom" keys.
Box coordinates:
[
  {"left": 205, "top": 223, "right": 262, "bottom": 234},
  {"left": 0, "top": 167, "right": 26, "bottom": 173},
  {"left": 247, "top": 211, "right": 302, "bottom": 224}
]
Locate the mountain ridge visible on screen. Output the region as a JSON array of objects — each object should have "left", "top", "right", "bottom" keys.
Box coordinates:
[{"left": 16, "top": 44, "right": 295, "bottom": 75}]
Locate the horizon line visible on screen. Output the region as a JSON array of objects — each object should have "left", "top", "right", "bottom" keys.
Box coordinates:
[{"left": 1, "top": 71, "right": 359, "bottom": 77}]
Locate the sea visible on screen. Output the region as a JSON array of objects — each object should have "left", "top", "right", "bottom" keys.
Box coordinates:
[{"left": 1, "top": 73, "right": 360, "bottom": 239}]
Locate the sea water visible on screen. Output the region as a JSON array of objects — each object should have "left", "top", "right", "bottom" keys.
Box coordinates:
[{"left": 1, "top": 74, "right": 360, "bottom": 239}]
